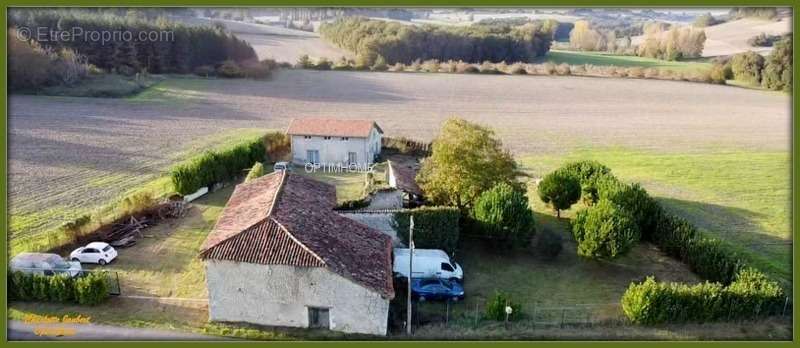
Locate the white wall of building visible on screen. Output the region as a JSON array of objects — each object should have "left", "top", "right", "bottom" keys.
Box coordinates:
[
  {"left": 290, "top": 128, "right": 382, "bottom": 166},
  {"left": 206, "top": 260, "right": 390, "bottom": 336}
]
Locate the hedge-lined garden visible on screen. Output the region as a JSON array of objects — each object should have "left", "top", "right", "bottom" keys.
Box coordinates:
[
  {"left": 8, "top": 271, "right": 110, "bottom": 305},
  {"left": 538, "top": 160, "right": 786, "bottom": 324},
  {"left": 394, "top": 207, "right": 460, "bottom": 254}
]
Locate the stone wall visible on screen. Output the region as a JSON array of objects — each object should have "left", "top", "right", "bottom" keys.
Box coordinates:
[{"left": 206, "top": 260, "right": 390, "bottom": 335}]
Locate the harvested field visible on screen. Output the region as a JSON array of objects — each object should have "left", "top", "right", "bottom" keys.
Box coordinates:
[
  {"left": 701, "top": 18, "right": 792, "bottom": 57},
  {"left": 172, "top": 16, "right": 351, "bottom": 62},
  {"left": 630, "top": 17, "right": 792, "bottom": 57},
  {"left": 9, "top": 69, "right": 790, "bottom": 265}
]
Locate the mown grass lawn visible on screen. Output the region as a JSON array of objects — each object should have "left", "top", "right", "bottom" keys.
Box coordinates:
[
  {"left": 416, "top": 183, "right": 700, "bottom": 326},
  {"left": 543, "top": 50, "right": 712, "bottom": 73},
  {"left": 518, "top": 147, "right": 791, "bottom": 287},
  {"left": 296, "top": 167, "right": 368, "bottom": 203},
  {"left": 9, "top": 184, "right": 234, "bottom": 331}
]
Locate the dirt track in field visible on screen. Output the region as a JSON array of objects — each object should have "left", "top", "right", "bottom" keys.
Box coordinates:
[{"left": 8, "top": 69, "right": 790, "bottom": 238}]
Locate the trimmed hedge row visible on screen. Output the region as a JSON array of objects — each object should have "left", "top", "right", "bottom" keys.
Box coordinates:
[
  {"left": 599, "top": 176, "right": 747, "bottom": 285},
  {"left": 8, "top": 271, "right": 110, "bottom": 305},
  {"left": 622, "top": 268, "right": 784, "bottom": 325},
  {"left": 394, "top": 206, "right": 460, "bottom": 254},
  {"left": 548, "top": 160, "right": 785, "bottom": 324},
  {"left": 170, "top": 137, "right": 266, "bottom": 195}
]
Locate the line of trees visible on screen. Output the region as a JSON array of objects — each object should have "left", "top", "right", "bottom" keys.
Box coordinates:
[
  {"left": 9, "top": 28, "right": 92, "bottom": 91},
  {"left": 319, "top": 17, "right": 557, "bottom": 66},
  {"left": 725, "top": 35, "right": 792, "bottom": 91},
  {"left": 636, "top": 22, "right": 706, "bottom": 60},
  {"left": 568, "top": 20, "right": 706, "bottom": 60},
  {"left": 9, "top": 9, "right": 257, "bottom": 75}
]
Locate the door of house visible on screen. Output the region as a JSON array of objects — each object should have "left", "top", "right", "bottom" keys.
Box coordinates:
[
  {"left": 347, "top": 152, "right": 357, "bottom": 165},
  {"left": 308, "top": 307, "right": 330, "bottom": 329},
  {"left": 307, "top": 150, "right": 320, "bottom": 165}
]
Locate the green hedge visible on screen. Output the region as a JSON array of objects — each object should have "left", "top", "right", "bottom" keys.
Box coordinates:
[
  {"left": 472, "top": 182, "right": 535, "bottom": 247},
  {"left": 9, "top": 271, "right": 109, "bottom": 305},
  {"left": 170, "top": 137, "right": 266, "bottom": 195},
  {"left": 548, "top": 160, "right": 786, "bottom": 324},
  {"left": 394, "top": 207, "right": 460, "bottom": 254},
  {"left": 622, "top": 268, "right": 784, "bottom": 325},
  {"left": 572, "top": 198, "right": 640, "bottom": 259},
  {"left": 591, "top": 167, "right": 748, "bottom": 285},
  {"left": 555, "top": 160, "right": 612, "bottom": 204}
]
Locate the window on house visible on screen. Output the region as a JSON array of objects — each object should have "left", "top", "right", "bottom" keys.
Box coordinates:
[
  {"left": 304, "top": 135, "right": 311, "bottom": 139},
  {"left": 307, "top": 150, "right": 320, "bottom": 165},
  {"left": 347, "top": 152, "right": 357, "bottom": 165},
  {"left": 308, "top": 307, "right": 330, "bottom": 329},
  {"left": 324, "top": 136, "right": 331, "bottom": 140},
  {"left": 341, "top": 137, "right": 349, "bottom": 141}
]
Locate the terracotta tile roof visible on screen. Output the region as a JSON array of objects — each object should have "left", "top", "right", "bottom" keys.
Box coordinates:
[
  {"left": 389, "top": 161, "right": 423, "bottom": 196},
  {"left": 286, "top": 118, "right": 383, "bottom": 138},
  {"left": 201, "top": 218, "right": 325, "bottom": 267},
  {"left": 200, "top": 172, "right": 283, "bottom": 252},
  {"left": 200, "top": 171, "right": 394, "bottom": 298}
]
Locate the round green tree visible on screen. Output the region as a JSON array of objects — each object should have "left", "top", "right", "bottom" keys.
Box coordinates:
[
  {"left": 572, "top": 198, "right": 640, "bottom": 259},
  {"left": 244, "top": 162, "right": 265, "bottom": 183},
  {"left": 472, "top": 182, "right": 535, "bottom": 247},
  {"left": 537, "top": 171, "right": 581, "bottom": 217}
]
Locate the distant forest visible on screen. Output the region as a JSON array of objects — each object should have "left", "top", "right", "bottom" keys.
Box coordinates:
[
  {"left": 9, "top": 9, "right": 257, "bottom": 74},
  {"left": 320, "top": 17, "right": 558, "bottom": 65}
]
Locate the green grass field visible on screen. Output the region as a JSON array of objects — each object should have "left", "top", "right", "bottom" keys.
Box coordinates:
[
  {"left": 41, "top": 74, "right": 164, "bottom": 98},
  {"left": 543, "top": 50, "right": 712, "bottom": 73},
  {"left": 518, "top": 147, "right": 791, "bottom": 286}
]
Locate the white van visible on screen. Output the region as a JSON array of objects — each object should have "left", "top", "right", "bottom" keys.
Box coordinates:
[{"left": 393, "top": 248, "right": 463, "bottom": 281}]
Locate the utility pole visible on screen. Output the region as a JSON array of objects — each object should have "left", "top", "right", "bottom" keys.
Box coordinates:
[{"left": 406, "top": 215, "right": 414, "bottom": 336}]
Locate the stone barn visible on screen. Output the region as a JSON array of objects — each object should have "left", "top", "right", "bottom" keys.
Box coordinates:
[{"left": 199, "top": 171, "right": 394, "bottom": 335}]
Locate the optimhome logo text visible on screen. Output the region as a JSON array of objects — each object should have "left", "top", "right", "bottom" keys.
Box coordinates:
[{"left": 304, "top": 162, "right": 375, "bottom": 174}]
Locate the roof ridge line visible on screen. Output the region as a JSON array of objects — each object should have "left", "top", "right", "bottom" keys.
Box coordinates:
[
  {"left": 270, "top": 217, "right": 327, "bottom": 267},
  {"left": 266, "top": 170, "right": 287, "bottom": 218}
]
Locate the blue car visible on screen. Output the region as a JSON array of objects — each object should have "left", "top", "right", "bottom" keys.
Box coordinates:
[{"left": 411, "top": 278, "right": 465, "bottom": 302}]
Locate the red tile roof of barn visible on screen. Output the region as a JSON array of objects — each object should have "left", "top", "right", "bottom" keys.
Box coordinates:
[
  {"left": 200, "top": 171, "right": 394, "bottom": 298},
  {"left": 286, "top": 118, "right": 383, "bottom": 138}
]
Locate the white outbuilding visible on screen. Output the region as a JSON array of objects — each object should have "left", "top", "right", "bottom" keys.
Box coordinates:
[{"left": 286, "top": 118, "right": 383, "bottom": 168}]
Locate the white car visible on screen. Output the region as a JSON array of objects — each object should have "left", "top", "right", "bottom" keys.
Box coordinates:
[
  {"left": 70, "top": 242, "right": 118, "bottom": 265},
  {"left": 273, "top": 161, "right": 292, "bottom": 172}
]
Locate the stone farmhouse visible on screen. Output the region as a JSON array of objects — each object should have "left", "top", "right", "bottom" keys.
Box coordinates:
[{"left": 199, "top": 171, "right": 395, "bottom": 335}]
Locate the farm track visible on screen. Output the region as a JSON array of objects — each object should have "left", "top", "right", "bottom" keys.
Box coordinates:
[{"left": 9, "top": 69, "right": 790, "bottom": 245}]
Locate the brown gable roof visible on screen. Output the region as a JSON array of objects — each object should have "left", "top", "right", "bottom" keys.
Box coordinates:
[
  {"left": 286, "top": 118, "right": 383, "bottom": 138},
  {"left": 201, "top": 218, "right": 325, "bottom": 267},
  {"left": 200, "top": 171, "right": 394, "bottom": 298},
  {"left": 200, "top": 172, "right": 284, "bottom": 252}
]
